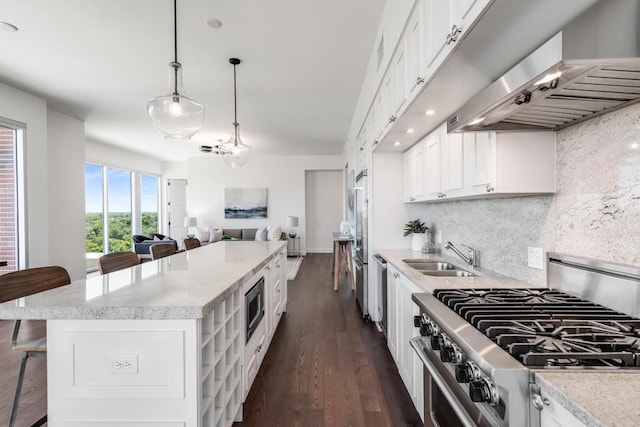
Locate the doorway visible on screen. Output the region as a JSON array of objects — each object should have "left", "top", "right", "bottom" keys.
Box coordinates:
[
  {"left": 167, "top": 179, "right": 187, "bottom": 246},
  {"left": 305, "top": 170, "right": 343, "bottom": 253}
]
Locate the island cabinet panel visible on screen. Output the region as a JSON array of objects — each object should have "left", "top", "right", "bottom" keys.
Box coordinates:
[{"left": 47, "top": 288, "right": 245, "bottom": 427}]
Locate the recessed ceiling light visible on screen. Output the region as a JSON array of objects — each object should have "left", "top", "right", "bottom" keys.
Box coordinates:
[
  {"left": 393, "top": 141, "right": 401, "bottom": 146},
  {"left": 631, "top": 143, "right": 639, "bottom": 150},
  {"left": 406, "top": 128, "right": 414, "bottom": 134},
  {"left": 206, "top": 18, "right": 223, "bottom": 29},
  {"left": 0, "top": 21, "right": 18, "bottom": 32},
  {"left": 425, "top": 110, "right": 435, "bottom": 115}
]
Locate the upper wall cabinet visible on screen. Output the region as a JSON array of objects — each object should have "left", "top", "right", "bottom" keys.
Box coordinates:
[{"left": 404, "top": 124, "right": 556, "bottom": 203}]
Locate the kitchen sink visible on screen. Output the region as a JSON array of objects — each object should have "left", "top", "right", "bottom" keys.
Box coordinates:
[
  {"left": 422, "top": 270, "right": 475, "bottom": 277},
  {"left": 402, "top": 260, "right": 457, "bottom": 271},
  {"left": 403, "top": 259, "right": 476, "bottom": 277}
]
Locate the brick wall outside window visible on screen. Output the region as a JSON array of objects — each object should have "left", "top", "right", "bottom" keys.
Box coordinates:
[{"left": 0, "top": 126, "right": 17, "bottom": 272}]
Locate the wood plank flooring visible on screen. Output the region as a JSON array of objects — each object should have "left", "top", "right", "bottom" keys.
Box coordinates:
[
  {"left": 238, "top": 253, "right": 422, "bottom": 426},
  {"left": 0, "top": 253, "right": 421, "bottom": 426}
]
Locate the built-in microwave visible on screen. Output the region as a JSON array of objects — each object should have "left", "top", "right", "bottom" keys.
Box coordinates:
[{"left": 245, "top": 277, "right": 265, "bottom": 343}]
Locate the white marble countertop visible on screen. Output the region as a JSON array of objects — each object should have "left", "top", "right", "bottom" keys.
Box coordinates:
[
  {"left": 0, "top": 241, "right": 287, "bottom": 320},
  {"left": 375, "top": 248, "right": 539, "bottom": 292},
  {"left": 376, "top": 248, "right": 640, "bottom": 427},
  {"left": 535, "top": 371, "right": 640, "bottom": 427}
]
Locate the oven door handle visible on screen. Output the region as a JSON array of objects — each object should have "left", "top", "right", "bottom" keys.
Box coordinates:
[{"left": 410, "top": 337, "right": 477, "bottom": 427}]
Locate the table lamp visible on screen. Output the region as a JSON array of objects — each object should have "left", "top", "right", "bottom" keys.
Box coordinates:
[
  {"left": 184, "top": 217, "right": 197, "bottom": 238},
  {"left": 287, "top": 216, "right": 299, "bottom": 238}
]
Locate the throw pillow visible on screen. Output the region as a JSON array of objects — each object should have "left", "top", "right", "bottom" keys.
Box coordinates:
[
  {"left": 162, "top": 236, "right": 173, "bottom": 241},
  {"left": 153, "top": 235, "right": 162, "bottom": 241},
  {"left": 255, "top": 227, "right": 268, "bottom": 241},
  {"left": 195, "top": 226, "right": 210, "bottom": 243},
  {"left": 267, "top": 225, "right": 282, "bottom": 241},
  {"left": 209, "top": 228, "right": 223, "bottom": 243}
]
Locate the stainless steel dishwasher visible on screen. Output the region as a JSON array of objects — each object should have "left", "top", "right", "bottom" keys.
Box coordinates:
[{"left": 373, "top": 254, "right": 387, "bottom": 337}]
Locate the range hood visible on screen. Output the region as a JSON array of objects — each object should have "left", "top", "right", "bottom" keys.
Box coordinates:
[{"left": 448, "top": 0, "right": 640, "bottom": 133}]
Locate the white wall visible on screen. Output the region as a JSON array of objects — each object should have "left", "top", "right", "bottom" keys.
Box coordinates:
[
  {"left": 47, "top": 108, "right": 86, "bottom": 280},
  {"left": 86, "top": 139, "right": 163, "bottom": 175},
  {"left": 0, "top": 82, "right": 49, "bottom": 268},
  {"left": 187, "top": 155, "right": 343, "bottom": 253},
  {"left": 305, "top": 170, "right": 343, "bottom": 253}
]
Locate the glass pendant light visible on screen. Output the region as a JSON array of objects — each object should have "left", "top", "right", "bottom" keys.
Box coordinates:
[
  {"left": 220, "top": 58, "right": 251, "bottom": 168},
  {"left": 147, "top": 0, "right": 204, "bottom": 139}
]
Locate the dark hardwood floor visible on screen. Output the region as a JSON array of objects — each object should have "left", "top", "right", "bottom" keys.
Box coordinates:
[
  {"left": 0, "top": 319, "right": 47, "bottom": 427},
  {"left": 238, "top": 253, "right": 422, "bottom": 426},
  {"left": 0, "top": 253, "right": 421, "bottom": 426}
]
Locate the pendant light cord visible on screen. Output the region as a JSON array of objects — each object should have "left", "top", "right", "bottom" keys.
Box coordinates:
[
  {"left": 233, "top": 61, "right": 239, "bottom": 142},
  {"left": 172, "top": 0, "right": 179, "bottom": 95}
]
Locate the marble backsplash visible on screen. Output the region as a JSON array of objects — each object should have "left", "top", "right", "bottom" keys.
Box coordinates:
[{"left": 406, "top": 102, "right": 640, "bottom": 286}]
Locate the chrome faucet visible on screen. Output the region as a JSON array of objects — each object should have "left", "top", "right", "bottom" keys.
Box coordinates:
[{"left": 444, "top": 241, "right": 476, "bottom": 267}]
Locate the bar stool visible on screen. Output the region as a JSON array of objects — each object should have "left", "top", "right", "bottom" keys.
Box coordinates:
[{"left": 332, "top": 239, "right": 355, "bottom": 291}]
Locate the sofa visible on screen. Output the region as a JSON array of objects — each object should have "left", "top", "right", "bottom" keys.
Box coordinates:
[
  {"left": 132, "top": 233, "right": 179, "bottom": 256},
  {"left": 196, "top": 227, "right": 287, "bottom": 244}
]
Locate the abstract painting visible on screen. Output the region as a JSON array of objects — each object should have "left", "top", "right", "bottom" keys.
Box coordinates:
[{"left": 224, "top": 188, "right": 268, "bottom": 219}]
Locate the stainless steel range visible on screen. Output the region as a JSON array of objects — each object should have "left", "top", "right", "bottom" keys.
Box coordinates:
[{"left": 411, "top": 253, "right": 640, "bottom": 427}]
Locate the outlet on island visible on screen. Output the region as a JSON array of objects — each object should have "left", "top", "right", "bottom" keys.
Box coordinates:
[{"left": 527, "top": 247, "right": 544, "bottom": 270}]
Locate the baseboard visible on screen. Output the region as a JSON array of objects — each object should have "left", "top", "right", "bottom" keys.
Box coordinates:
[{"left": 305, "top": 248, "right": 332, "bottom": 254}]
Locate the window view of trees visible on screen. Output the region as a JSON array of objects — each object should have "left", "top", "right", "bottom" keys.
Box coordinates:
[{"left": 85, "top": 163, "right": 159, "bottom": 271}]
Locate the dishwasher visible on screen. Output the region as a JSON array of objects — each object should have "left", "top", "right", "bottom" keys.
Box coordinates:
[{"left": 373, "top": 254, "right": 387, "bottom": 337}]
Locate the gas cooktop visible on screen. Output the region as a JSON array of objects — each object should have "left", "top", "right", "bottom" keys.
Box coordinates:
[{"left": 433, "top": 288, "right": 640, "bottom": 368}]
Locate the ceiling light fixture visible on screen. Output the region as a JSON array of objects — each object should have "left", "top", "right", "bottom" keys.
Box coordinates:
[
  {"left": 147, "top": 0, "right": 204, "bottom": 139},
  {"left": 393, "top": 141, "right": 401, "bottom": 146},
  {"left": 406, "top": 128, "right": 415, "bottom": 134},
  {"left": 218, "top": 58, "right": 251, "bottom": 168},
  {"left": 425, "top": 109, "right": 435, "bottom": 116}
]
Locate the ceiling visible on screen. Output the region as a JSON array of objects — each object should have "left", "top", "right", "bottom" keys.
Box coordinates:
[{"left": 0, "top": 0, "right": 385, "bottom": 162}]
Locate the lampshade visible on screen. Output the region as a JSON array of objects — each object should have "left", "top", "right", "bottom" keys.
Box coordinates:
[
  {"left": 220, "top": 57, "right": 251, "bottom": 168},
  {"left": 287, "top": 216, "right": 299, "bottom": 227},
  {"left": 184, "top": 217, "right": 197, "bottom": 227},
  {"left": 147, "top": 0, "right": 204, "bottom": 139}
]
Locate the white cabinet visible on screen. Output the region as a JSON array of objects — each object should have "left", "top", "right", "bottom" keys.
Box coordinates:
[
  {"left": 386, "top": 265, "right": 424, "bottom": 420},
  {"left": 403, "top": 141, "right": 425, "bottom": 202},
  {"left": 463, "top": 131, "right": 556, "bottom": 197},
  {"left": 265, "top": 250, "right": 287, "bottom": 345},
  {"left": 405, "top": 0, "right": 427, "bottom": 99},
  {"left": 386, "top": 265, "right": 400, "bottom": 362},
  {"left": 539, "top": 390, "right": 586, "bottom": 427},
  {"left": 403, "top": 126, "right": 556, "bottom": 202}
]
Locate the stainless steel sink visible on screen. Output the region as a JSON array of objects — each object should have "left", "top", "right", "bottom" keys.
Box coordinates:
[
  {"left": 422, "top": 270, "right": 475, "bottom": 277},
  {"left": 402, "top": 260, "right": 457, "bottom": 271}
]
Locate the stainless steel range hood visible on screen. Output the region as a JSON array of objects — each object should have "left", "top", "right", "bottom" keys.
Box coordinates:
[{"left": 448, "top": 0, "right": 640, "bottom": 133}]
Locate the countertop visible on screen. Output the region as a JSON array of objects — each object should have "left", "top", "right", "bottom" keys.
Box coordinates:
[
  {"left": 0, "top": 240, "right": 287, "bottom": 320},
  {"left": 376, "top": 248, "right": 640, "bottom": 427}
]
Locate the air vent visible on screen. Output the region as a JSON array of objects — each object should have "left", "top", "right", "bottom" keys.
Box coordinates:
[{"left": 448, "top": 115, "right": 459, "bottom": 127}]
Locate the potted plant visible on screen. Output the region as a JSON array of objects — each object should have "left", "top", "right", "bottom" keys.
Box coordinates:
[{"left": 404, "top": 219, "right": 429, "bottom": 251}]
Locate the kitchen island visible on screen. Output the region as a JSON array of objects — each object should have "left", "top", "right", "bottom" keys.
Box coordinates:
[{"left": 0, "top": 240, "right": 287, "bottom": 427}]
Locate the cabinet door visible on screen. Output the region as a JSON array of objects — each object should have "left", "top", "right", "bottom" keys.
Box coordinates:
[
  {"left": 464, "top": 132, "right": 496, "bottom": 196},
  {"left": 386, "top": 267, "right": 399, "bottom": 362},
  {"left": 397, "top": 276, "right": 415, "bottom": 397},
  {"left": 451, "top": 0, "right": 491, "bottom": 35},
  {"left": 539, "top": 390, "right": 586, "bottom": 427},
  {"left": 425, "top": 0, "right": 453, "bottom": 70},
  {"left": 405, "top": 0, "right": 426, "bottom": 99},
  {"left": 392, "top": 42, "right": 407, "bottom": 116},
  {"left": 403, "top": 147, "right": 417, "bottom": 202},
  {"left": 380, "top": 71, "right": 393, "bottom": 133},
  {"left": 441, "top": 132, "right": 465, "bottom": 198},
  {"left": 424, "top": 130, "right": 442, "bottom": 199}
]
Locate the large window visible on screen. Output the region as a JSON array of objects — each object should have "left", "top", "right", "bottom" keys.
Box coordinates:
[
  {"left": 141, "top": 174, "right": 159, "bottom": 237},
  {"left": 0, "top": 121, "right": 25, "bottom": 272},
  {"left": 84, "top": 163, "right": 160, "bottom": 271}
]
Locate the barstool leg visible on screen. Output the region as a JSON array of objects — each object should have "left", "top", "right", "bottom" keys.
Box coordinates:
[{"left": 9, "top": 352, "right": 29, "bottom": 427}]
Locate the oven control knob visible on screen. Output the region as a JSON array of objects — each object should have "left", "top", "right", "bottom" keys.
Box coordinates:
[
  {"left": 413, "top": 315, "right": 421, "bottom": 328},
  {"left": 455, "top": 361, "right": 481, "bottom": 383},
  {"left": 440, "top": 346, "right": 454, "bottom": 362},
  {"left": 430, "top": 334, "right": 443, "bottom": 350},
  {"left": 469, "top": 378, "right": 499, "bottom": 406}
]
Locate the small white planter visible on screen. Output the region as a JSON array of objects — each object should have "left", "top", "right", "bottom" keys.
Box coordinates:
[{"left": 411, "top": 233, "right": 426, "bottom": 252}]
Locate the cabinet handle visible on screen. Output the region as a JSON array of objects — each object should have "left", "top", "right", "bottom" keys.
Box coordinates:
[
  {"left": 266, "top": 266, "right": 270, "bottom": 271},
  {"left": 446, "top": 33, "right": 453, "bottom": 45},
  {"left": 409, "top": 197, "right": 416, "bottom": 202},
  {"left": 373, "top": 139, "right": 379, "bottom": 146},
  {"left": 393, "top": 273, "right": 399, "bottom": 278},
  {"left": 359, "top": 146, "right": 364, "bottom": 152},
  {"left": 449, "top": 25, "right": 463, "bottom": 43},
  {"left": 276, "top": 264, "right": 280, "bottom": 268},
  {"left": 389, "top": 115, "right": 397, "bottom": 124},
  {"left": 276, "top": 289, "right": 281, "bottom": 293},
  {"left": 486, "top": 184, "right": 495, "bottom": 193},
  {"left": 256, "top": 344, "right": 263, "bottom": 353},
  {"left": 416, "top": 77, "right": 425, "bottom": 85}
]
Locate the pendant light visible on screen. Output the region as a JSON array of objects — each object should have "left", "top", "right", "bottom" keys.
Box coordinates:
[
  {"left": 219, "top": 58, "right": 251, "bottom": 168},
  {"left": 147, "top": 0, "right": 204, "bottom": 139}
]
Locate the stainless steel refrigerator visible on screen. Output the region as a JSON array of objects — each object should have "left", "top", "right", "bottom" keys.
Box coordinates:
[{"left": 354, "top": 170, "right": 369, "bottom": 320}]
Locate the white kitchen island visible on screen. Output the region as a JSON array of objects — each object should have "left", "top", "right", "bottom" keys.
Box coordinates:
[{"left": 0, "top": 241, "right": 287, "bottom": 427}]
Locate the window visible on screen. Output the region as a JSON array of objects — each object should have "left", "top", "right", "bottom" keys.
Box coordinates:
[
  {"left": 0, "top": 121, "right": 25, "bottom": 272},
  {"left": 107, "top": 167, "right": 132, "bottom": 253},
  {"left": 141, "top": 174, "right": 159, "bottom": 237},
  {"left": 84, "top": 163, "right": 160, "bottom": 272}
]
